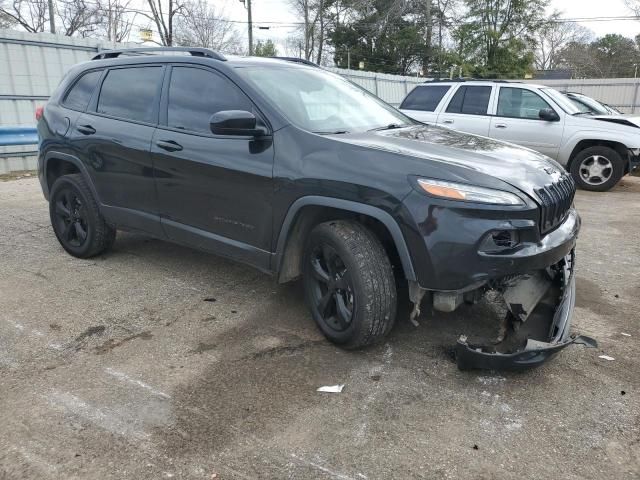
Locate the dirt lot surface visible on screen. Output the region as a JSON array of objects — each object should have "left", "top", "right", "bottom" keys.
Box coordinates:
[{"left": 1, "top": 176, "right": 639, "bottom": 480}]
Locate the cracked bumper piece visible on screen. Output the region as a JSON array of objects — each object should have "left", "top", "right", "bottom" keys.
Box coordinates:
[{"left": 455, "top": 250, "right": 596, "bottom": 370}]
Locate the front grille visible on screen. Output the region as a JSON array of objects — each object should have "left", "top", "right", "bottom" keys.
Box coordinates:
[{"left": 535, "top": 175, "right": 576, "bottom": 235}]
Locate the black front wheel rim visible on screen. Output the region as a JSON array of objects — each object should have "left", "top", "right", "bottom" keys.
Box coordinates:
[
  {"left": 308, "top": 243, "right": 354, "bottom": 332},
  {"left": 54, "top": 188, "right": 89, "bottom": 248}
]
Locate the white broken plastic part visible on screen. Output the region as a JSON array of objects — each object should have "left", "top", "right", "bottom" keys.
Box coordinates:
[
  {"left": 598, "top": 355, "right": 615, "bottom": 361},
  {"left": 317, "top": 384, "right": 344, "bottom": 393},
  {"left": 621, "top": 333, "right": 631, "bottom": 337}
]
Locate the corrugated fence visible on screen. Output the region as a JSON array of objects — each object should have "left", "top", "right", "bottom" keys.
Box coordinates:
[
  {"left": 2, "top": 29, "right": 640, "bottom": 174},
  {"left": 0, "top": 30, "right": 135, "bottom": 173}
]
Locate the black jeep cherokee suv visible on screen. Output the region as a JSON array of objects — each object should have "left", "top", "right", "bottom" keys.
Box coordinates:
[{"left": 37, "top": 47, "right": 585, "bottom": 370}]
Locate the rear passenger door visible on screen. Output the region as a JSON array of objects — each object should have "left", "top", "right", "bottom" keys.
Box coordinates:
[
  {"left": 399, "top": 85, "right": 452, "bottom": 123},
  {"left": 436, "top": 85, "right": 494, "bottom": 136},
  {"left": 151, "top": 65, "right": 274, "bottom": 270},
  {"left": 70, "top": 64, "right": 165, "bottom": 236},
  {"left": 489, "top": 86, "right": 565, "bottom": 159}
]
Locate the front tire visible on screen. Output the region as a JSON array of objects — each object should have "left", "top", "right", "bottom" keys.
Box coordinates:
[
  {"left": 570, "top": 146, "right": 624, "bottom": 192},
  {"left": 49, "top": 174, "right": 116, "bottom": 258},
  {"left": 302, "top": 220, "right": 397, "bottom": 349}
]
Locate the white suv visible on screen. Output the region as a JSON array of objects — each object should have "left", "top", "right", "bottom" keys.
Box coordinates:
[{"left": 399, "top": 80, "right": 640, "bottom": 191}]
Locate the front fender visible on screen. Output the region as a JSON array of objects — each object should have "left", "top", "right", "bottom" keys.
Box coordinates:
[
  {"left": 559, "top": 130, "right": 640, "bottom": 167},
  {"left": 273, "top": 195, "right": 417, "bottom": 282}
]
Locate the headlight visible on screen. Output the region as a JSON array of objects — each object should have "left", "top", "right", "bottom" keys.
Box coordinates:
[{"left": 416, "top": 178, "right": 524, "bottom": 206}]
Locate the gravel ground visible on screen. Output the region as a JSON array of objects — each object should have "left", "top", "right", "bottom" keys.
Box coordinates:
[{"left": 0, "top": 176, "right": 639, "bottom": 480}]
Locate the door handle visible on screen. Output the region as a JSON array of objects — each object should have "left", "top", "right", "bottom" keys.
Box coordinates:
[
  {"left": 76, "top": 124, "right": 96, "bottom": 135},
  {"left": 442, "top": 119, "right": 454, "bottom": 124},
  {"left": 495, "top": 123, "right": 507, "bottom": 129},
  {"left": 156, "top": 140, "right": 183, "bottom": 152}
]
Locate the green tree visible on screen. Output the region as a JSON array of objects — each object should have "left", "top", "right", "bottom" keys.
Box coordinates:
[
  {"left": 559, "top": 34, "right": 640, "bottom": 78},
  {"left": 456, "top": 0, "right": 549, "bottom": 78},
  {"left": 254, "top": 39, "right": 278, "bottom": 57},
  {"left": 329, "top": 0, "right": 429, "bottom": 74}
]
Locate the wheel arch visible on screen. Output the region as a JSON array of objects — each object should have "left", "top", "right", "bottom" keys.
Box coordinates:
[
  {"left": 43, "top": 151, "right": 100, "bottom": 203},
  {"left": 273, "top": 196, "right": 416, "bottom": 284},
  {"left": 567, "top": 139, "right": 630, "bottom": 171}
]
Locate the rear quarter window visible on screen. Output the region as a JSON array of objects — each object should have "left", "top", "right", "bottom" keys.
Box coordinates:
[
  {"left": 62, "top": 70, "right": 103, "bottom": 111},
  {"left": 400, "top": 85, "right": 451, "bottom": 111}
]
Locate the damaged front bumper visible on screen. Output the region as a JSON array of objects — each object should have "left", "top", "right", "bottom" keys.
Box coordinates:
[{"left": 455, "top": 250, "right": 596, "bottom": 370}]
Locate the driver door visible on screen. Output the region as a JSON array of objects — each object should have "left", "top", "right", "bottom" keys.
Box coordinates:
[
  {"left": 151, "top": 65, "right": 274, "bottom": 270},
  {"left": 489, "top": 86, "right": 565, "bottom": 159}
]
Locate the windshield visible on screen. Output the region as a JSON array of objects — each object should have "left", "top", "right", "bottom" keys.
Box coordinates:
[
  {"left": 540, "top": 88, "right": 582, "bottom": 115},
  {"left": 235, "top": 66, "right": 414, "bottom": 133},
  {"left": 568, "top": 94, "right": 610, "bottom": 115}
]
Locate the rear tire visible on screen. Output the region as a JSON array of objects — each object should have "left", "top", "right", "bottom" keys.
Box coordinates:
[
  {"left": 49, "top": 174, "right": 116, "bottom": 258},
  {"left": 570, "top": 146, "right": 624, "bottom": 192},
  {"left": 302, "top": 220, "right": 397, "bottom": 349}
]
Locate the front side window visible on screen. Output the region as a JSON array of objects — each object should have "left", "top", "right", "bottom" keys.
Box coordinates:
[
  {"left": 97, "top": 66, "right": 163, "bottom": 123},
  {"left": 167, "top": 67, "right": 253, "bottom": 134},
  {"left": 63, "top": 70, "right": 102, "bottom": 111},
  {"left": 445, "top": 86, "right": 492, "bottom": 115},
  {"left": 400, "top": 85, "right": 451, "bottom": 111},
  {"left": 497, "top": 87, "right": 552, "bottom": 119},
  {"left": 235, "top": 66, "right": 413, "bottom": 133}
]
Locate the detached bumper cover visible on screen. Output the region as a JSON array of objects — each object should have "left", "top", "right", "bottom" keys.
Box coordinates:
[{"left": 455, "top": 250, "right": 596, "bottom": 370}]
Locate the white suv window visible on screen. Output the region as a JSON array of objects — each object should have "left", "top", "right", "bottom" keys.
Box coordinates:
[
  {"left": 497, "top": 87, "right": 553, "bottom": 119},
  {"left": 445, "top": 86, "right": 492, "bottom": 115},
  {"left": 400, "top": 85, "right": 451, "bottom": 111}
]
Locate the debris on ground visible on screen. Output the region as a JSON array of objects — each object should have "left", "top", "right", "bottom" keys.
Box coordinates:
[
  {"left": 598, "top": 355, "right": 615, "bottom": 361},
  {"left": 621, "top": 332, "right": 631, "bottom": 337},
  {"left": 317, "top": 385, "right": 345, "bottom": 393}
]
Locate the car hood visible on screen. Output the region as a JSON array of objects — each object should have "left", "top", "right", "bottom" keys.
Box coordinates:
[
  {"left": 590, "top": 114, "right": 640, "bottom": 128},
  {"left": 334, "top": 124, "right": 564, "bottom": 198}
]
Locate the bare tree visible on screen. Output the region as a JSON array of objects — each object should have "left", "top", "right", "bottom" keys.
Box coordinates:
[
  {"left": 57, "top": 0, "right": 101, "bottom": 36},
  {"left": 96, "top": 0, "right": 136, "bottom": 42},
  {"left": 534, "top": 19, "right": 593, "bottom": 71},
  {"left": 1, "top": 8, "right": 16, "bottom": 27},
  {"left": 0, "top": 0, "right": 49, "bottom": 33},
  {"left": 174, "top": 0, "right": 244, "bottom": 53},
  {"left": 143, "top": 0, "right": 185, "bottom": 46},
  {"left": 625, "top": 0, "right": 640, "bottom": 15},
  {"left": 289, "top": 0, "right": 326, "bottom": 61}
]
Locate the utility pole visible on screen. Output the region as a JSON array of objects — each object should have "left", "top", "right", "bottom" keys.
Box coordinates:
[
  {"left": 240, "top": 0, "right": 253, "bottom": 55},
  {"left": 247, "top": 0, "right": 253, "bottom": 55},
  {"left": 347, "top": 48, "right": 351, "bottom": 70},
  {"left": 48, "top": 0, "right": 56, "bottom": 33}
]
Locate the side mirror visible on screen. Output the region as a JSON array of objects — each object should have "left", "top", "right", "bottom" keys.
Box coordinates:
[
  {"left": 539, "top": 108, "right": 560, "bottom": 122},
  {"left": 209, "top": 110, "right": 267, "bottom": 136}
]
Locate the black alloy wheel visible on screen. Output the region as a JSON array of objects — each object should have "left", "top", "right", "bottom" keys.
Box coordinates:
[
  {"left": 52, "top": 188, "right": 89, "bottom": 248},
  {"left": 307, "top": 243, "right": 355, "bottom": 332}
]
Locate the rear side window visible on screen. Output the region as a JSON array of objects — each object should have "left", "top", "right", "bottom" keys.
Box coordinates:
[
  {"left": 445, "top": 86, "right": 492, "bottom": 115},
  {"left": 97, "top": 66, "right": 163, "bottom": 123},
  {"left": 400, "top": 85, "right": 450, "bottom": 111},
  {"left": 167, "top": 66, "right": 253, "bottom": 134},
  {"left": 63, "top": 70, "right": 102, "bottom": 111}
]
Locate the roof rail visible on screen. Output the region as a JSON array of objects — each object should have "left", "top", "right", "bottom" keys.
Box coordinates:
[
  {"left": 423, "top": 78, "right": 517, "bottom": 83},
  {"left": 92, "top": 47, "right": 226, "bottom": 61},
  {"left": 271, "top": 56, "right": 320, "bottom": 67}
]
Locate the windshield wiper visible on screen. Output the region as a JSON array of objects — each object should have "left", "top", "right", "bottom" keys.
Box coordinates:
[
  {"left": 368, "top": 123, "right": 408, "bottom": 132},
  {"left": 572, "top": 111, "right": 594, "bottom": 116},
  {"left": 313, "top": 130, "right": 349, "bottom": 135}
]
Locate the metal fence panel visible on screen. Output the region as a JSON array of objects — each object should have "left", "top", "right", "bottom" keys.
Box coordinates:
[{"left": 0, "top": 29, "right": 137, "bottom": 172}]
